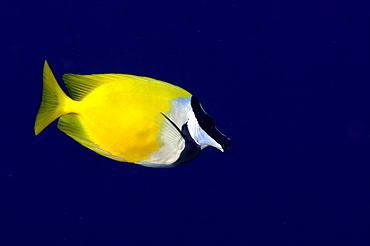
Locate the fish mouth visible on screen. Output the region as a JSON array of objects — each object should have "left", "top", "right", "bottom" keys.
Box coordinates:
[
  {"left": 221, "top": 139, "right": 232, "bottom": 152},
  {"left": 211, "top": 127, "right": 232, "bottom": 152}
]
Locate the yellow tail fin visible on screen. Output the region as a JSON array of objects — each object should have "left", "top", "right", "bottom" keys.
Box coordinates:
[{"left": 34, "top": 61, "right": 71, "bottom": 135}]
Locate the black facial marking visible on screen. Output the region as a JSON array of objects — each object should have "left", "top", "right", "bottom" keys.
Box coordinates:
[
  {"left": 191, "top": 96, "right": 232, "bottom": 152},
  {"left": 161, "top": 113, "right": 201, "bottom": 167},
  {"left": 170, "top": 123, "right": 201, "bottom": 167}
]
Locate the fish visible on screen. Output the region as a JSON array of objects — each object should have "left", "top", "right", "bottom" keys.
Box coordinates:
[{"left": 34, "top": 61, "right": 231, "bottom": 168}]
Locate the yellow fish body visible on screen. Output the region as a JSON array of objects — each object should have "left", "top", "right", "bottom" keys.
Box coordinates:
[{"left": 35, "top": 61, "right": 231, "bottom": 167}]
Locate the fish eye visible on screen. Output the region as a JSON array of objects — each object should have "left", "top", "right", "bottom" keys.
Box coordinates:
[
  {"left": 191, "top": 96, "right": 216, "bottom": 131},
  {"left": 198, "top": 114, "right": 215, "bottom": 130}
]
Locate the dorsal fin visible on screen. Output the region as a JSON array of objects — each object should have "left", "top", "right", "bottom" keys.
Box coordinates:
[
  {"left": 62, "top": 74, "right": 109, "bottom": 101},
  {"left": 62, "top": 73, "right": 192, "bottom": 101}
]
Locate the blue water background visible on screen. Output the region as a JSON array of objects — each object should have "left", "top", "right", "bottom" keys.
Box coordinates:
[{"left": 1, "top": 1, "right": 369, "bottom": 245}]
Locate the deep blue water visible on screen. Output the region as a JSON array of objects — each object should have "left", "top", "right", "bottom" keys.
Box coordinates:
[{"left": 1, "top": 1, "right": 370, "bottom": 245}]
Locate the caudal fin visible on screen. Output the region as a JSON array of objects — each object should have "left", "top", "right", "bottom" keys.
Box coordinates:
[{"left": 34, "top": 61, "right": 70, "bottom": 135}]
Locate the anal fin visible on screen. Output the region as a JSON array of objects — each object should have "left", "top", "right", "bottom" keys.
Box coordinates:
[{"left": 57, "top": 114, "right": 125, "bottom": 162}]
